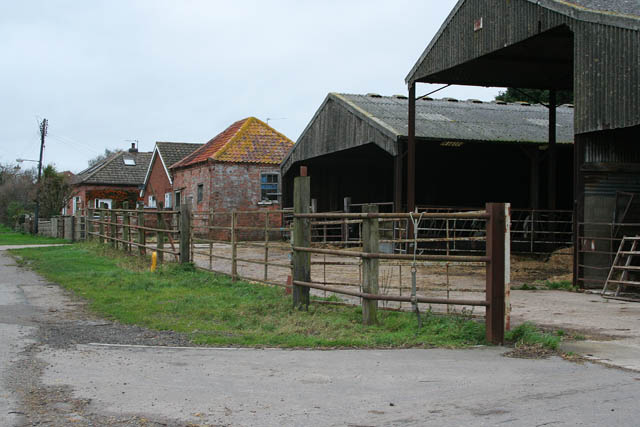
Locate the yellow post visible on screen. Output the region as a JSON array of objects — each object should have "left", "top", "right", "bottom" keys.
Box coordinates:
[{"left": 151, "top": 251, "right": 158, "bottom": 272}]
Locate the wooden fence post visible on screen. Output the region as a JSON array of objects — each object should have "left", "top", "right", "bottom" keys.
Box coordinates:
[
  {"left": 138, "top": 207, "right": 146, "bottom": 256},
  {"left": 342, "top": 196, "right": 351, "bottom": 244},
  {"left": 264, "top": 212, "right": 269, "bottom": 281},
  {"left": 157, "top": 210, "right": 164, "bottom": 264},
  {"left": 110, "top": 210, "right": 117, "bottom": 248},
  {"left": 362, "top": 204, "right": 379, "bottom": 325},
  {"left": 231, "top": 210, "right": 238, "bottom": 281},
  {"left": 123, "top": 202, "right": 130, "bottom": 252},
  {"left": 486, "top": 202, "right": 506, "bottom": 345},
  {"left": 87, "top": 208, "right": 93, "bottom": 241},
  {"left": 209, "top": 208, "right": 214, "bottom": 270},
  {"left": 99, "top": 210, "right": 105, "bottom": 244},
  {"left": 292, "top": 176, "right": 311, "bottom": 309},
  {"left": 179, "top": 203, "right": 191, "bottom": 264}
]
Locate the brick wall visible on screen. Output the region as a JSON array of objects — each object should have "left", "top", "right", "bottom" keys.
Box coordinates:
[
  {"left": 142, "top": 154, "right": 173, "bottom": 208},
  {"left": 173, "top": 162, "right": 284, "bottom": 240}
]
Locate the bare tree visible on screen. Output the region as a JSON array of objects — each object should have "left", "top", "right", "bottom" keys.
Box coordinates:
[{"left": 87, "top": 148, "right": 121, "bottom": 167}]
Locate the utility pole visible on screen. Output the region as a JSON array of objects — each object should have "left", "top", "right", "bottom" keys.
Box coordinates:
[{"left": 33, "top": 118, "right": 47, "bottom": 234}]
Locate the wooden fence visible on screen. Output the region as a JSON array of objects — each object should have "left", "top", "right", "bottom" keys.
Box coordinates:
[
  {"left": 290, "top": 176, "right": 508, "bottom": 345},
  {"left": 189, "top": 209, "right": 291, "bottom": 288},
  {"left": 80, "top": 189, "right": 509, "bottom": 344},
  {"left": 85, "top": 204, "right": 188, "bottom": 262}
]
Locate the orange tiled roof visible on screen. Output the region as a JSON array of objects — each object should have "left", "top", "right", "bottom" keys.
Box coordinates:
[{"left": 170, "top": 117, "right": 294, "bottom": 168}]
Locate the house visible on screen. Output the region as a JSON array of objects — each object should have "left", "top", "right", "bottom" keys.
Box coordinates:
[
  {"left": 140, "top": 141, "right": 203, "bottom": 209},
  {"left": 403, "top": 0, "right": 640, "bottom": 288},
  {"left": 281, "top": 93, "right": 574, "bottom": 212},
  {"left": 65, "top": 144, "right": 152, "bottom": 213},
  {"left": 170, "top": 117, "right": 294, "bottom": 214}
]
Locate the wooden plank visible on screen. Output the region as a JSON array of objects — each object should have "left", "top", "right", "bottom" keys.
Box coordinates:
[
  {"left": 264, "top": 212, "right": 269, "bottom": 281},
  {"left": 179, "top": 203, "right": 191, "bottom": 264},
  {"left": 485, "top": 203, "right": 505, "bottom": 345},
  {"left": 99, "top": 210, "right": 105, "bottom": 244},
  {"left": 362, "top": 204, "right": 379, "bottom": 325},
  {"left": 231, "top": 211, "right": 238, "bottom": 280},
  {"left": 110, "top": 210, "right": 117, "bottom": 248},
  {"left": 138, "top": 208, "right": 146, "bottom": 256},
  {"left": 156, "top": 212, "right": 164, "bottom": 264},
  {"left": 292, "top": 176, "right": 311, "bottom": 309}
]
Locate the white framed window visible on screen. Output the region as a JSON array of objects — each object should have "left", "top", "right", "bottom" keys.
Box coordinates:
[
  {"left": 72, "top": 196, "right": 80, "bottom": 215},
  {"left": 148, "top": 195, "right": 157, "bottom": 208},
  {"left": 260, "top": 172, "right": 279, "bottom": 202},
  {"left": 164, "top": 192, "right": 172, "bottom": 209},
  {"left": 95, "top": 198, "right": 112, "bottom": 209}
]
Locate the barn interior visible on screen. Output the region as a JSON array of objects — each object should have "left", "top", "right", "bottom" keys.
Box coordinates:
[{"left": 283, "top": 140, "right": 573, "bottom": 213}]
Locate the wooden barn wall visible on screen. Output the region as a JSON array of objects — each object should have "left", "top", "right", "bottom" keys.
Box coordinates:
[
  {"left": 281, "top": 96, "right": 396, "bottom": 177},
  {"left": 409, "top": 0, "right": 639, "bottom": 135}
]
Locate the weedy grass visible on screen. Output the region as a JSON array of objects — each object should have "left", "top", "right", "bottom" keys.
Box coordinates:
[
  {"left": 0, "top": 224, "right": 68, "bottom": 245},
  {"left": 513, "top": 280, "right": 577, "bottom": 292},
  {"left": 505, "top": 322, "right": 561, "bottom": 350},
  {"left": 11, "top": 242, "right": 487, "bottom": 348}
]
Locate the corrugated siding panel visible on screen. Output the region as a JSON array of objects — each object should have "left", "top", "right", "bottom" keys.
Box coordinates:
[
  {"left": 584, "top": 173, "right": 640, "bottom": 196},
  {"left": 582, "top": 130, "right": 640, "bottom": 162}
]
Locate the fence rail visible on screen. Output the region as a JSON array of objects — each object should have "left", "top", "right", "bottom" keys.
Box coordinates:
[{"left": 290, "top": 176, "right": 508, "bottom": 344}]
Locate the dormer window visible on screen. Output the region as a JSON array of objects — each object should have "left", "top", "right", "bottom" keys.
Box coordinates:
[{"left": 123, "top": 157, "right": 136, "bottom": 166}]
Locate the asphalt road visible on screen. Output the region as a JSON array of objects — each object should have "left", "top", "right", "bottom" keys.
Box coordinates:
[{"left": 2, "top": 248, "right": 640, "bottom": 426}]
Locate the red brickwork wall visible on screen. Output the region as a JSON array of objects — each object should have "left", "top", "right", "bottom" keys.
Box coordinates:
[
  {"left": 173, "top": 162, "right": 284, "bottom": 240},
  {"left": 142, "top": 154, "right": 173, "bottom": 208}
]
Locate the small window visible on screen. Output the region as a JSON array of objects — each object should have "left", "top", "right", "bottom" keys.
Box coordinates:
[
  {"left": 164, "top": 192, "right": 172, "bottom": 209},
  {"left": 197, "top": 184, "right": 203, "bottom": 203},
  {"left": 95, "top": 198, "right": 112, "bottom": 209},
  {"left": 174, "top": 191, "right": 181, "bottom": 208},
  {"left": 148, "top": 195, "right": 156, "bottom": 208},
  {"left": 123, "top": 157, "right": 136, "bottom": 166},
  {"left": 261, "top": 173, "right": 279, "bottom": 201}
]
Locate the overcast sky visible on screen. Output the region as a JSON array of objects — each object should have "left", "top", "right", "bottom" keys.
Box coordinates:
[{"left": 1, "top": 1, "right": 502, "bottom": 173}]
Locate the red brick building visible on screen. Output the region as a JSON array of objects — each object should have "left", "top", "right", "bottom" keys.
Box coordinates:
[
  {"left": 64, "top": 144, "right": 152, "bottom": 214},
  {"left": 170, "top": 117, "right": 294, "bottom": 235},
  {"left": 140, "top": 142, "right": 202, "bottom": 209}
]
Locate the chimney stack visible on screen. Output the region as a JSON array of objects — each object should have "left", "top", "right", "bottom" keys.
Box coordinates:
[{"left": 129, "top": 142, "right": 138, "bottom": 153}]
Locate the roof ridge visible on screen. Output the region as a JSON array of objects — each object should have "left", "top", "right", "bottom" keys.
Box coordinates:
[
  {"left": 211, "top": 117, "right": 255, "bottom": 161},
  {"left": 77, "top": 151, "right": 123, "bottom": 183}
]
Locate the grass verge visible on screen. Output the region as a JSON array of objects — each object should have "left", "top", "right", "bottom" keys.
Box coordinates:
[
  {"left": 0, "top": 224, "right": 68, "bottom": 245},
  {"left": 11, "top": 242, "right": 487, "bottom": 348},
  {"left": 505, "top": 323, "right": 561, "bottom": 350}
]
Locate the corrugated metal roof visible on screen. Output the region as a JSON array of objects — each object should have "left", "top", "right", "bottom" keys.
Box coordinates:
[
  {"left": 171, "top": 117, "right": 294, "bottom": 168},
  {"left": 556, "top": 0, "right": 640, "bottom": 17},
  {"left": 281, "top": 92, "right": 575, "bottom": 176},
  {"left": 336, "top": 93, "right": 574, "bottom": 143},
  {"left": 72, "top": 151, "right": 152, "bottom": 186}
]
